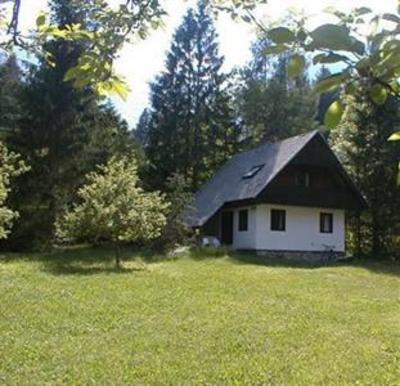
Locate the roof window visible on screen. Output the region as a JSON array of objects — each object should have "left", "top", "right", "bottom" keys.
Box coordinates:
[{"left": 243, "top": 164, "right": 264, "bottom": 179}]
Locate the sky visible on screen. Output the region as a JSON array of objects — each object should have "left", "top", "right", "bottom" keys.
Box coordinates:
[{"left": 14, "top": 0, "right": 398, "bottom": 128}]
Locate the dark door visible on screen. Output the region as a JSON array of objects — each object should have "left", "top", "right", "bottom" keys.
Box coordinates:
[{"left": 221, "top": 211, "right": 234, "bottom": 245}]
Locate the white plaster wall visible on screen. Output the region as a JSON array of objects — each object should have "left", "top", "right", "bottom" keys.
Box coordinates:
[
  {"left": 253, "top": 204, "right": 345, "bottom": 252},
  {"left": 231, "top": 206, "right": 257, "bottom": 250}
]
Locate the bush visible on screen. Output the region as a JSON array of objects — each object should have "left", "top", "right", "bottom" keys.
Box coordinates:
[{"left": 56, "top": 155, "right": 169, "bottom": 267}]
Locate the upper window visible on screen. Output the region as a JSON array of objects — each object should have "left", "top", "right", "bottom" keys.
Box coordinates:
[
  {"left": 238, "top": 209, "right": 248, "bottom": 232},
  {"left": 295, "top": 171, "right": 311, "bottom": 187},
  {"left": 271, "top": 209, "right": 286, "bottom": 231},
  {"left": 243, "top": 164, "right": 264, "bottom": 179},
  {"left": 320, "top": 213, "right": 333, "bottom": 233}
]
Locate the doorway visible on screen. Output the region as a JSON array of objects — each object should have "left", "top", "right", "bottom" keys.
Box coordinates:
[{"left": 221, "top": 211, "right": 233, "bottom": 245}]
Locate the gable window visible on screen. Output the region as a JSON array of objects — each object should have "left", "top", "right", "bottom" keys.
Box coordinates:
[
  {"left": 238, "top": 209, "right": 248, "bottom": 231},
  {"left": 271, "top": 209, "right": 286, "bottom": 231},
  {"left": 243, "top": 164, "right": 264, "bottom": 179},
  {"left": 320, "top": 212, "right": 333, "bottom": 233},
  {"left": 295, "top": 171, "right": 311, "bottom": 187}
]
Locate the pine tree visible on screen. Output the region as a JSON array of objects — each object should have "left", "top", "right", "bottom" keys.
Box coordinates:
[
  {"left": 135, "top": 108, "right": 152, "bottom": 148},
  {"left": 140, "top": 1, "right": 239, "bottom": 191},
  {"left": 0, "top": 55, "right": 24, "bottom": 137},
  {"left": 330, "top": 90, "right": 400, "bottom": 257},
  {"left": 5, "top": 0, "right": 135, "bottom": 250},
  {"left": 236, "top": 37, "right": 318, "bottom": 145}
]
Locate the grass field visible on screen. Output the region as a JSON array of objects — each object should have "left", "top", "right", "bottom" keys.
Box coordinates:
[{"left": 1, "top": 248, "right": 399, "bottom": 385}]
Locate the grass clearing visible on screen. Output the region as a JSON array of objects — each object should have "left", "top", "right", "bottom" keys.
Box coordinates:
[{"left": 1, "top": 248, "right": 399, "bottom": 385}]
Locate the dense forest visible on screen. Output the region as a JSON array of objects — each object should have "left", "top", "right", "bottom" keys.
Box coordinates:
[{"left": 0, "top": 0, "right": 399, "bottom": 258}]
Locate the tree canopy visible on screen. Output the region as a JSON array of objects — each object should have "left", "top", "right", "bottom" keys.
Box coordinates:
[{"left": 56, "top": 155, "right": 169, "bottom": 266}]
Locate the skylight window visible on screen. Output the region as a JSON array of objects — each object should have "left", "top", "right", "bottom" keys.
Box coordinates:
[{"left": 242, "top": 164, "right": 264, "bottom": 179}]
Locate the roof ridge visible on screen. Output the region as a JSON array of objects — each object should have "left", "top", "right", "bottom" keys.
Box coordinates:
[{"left": 235, "top": 129, "right": 318, "bottom": 158}]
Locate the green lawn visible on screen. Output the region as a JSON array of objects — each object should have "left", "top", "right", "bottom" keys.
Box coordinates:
[{"left": 1, "top": 248, "right": 399, "bottom": 385}]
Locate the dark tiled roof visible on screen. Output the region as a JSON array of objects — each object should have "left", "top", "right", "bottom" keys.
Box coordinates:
[{"left": 191, "top": 130, "right": 320, "bottom": 227}]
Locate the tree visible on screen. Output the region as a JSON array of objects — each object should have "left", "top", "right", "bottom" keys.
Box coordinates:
[
  {"left": 330, "top": 89, "right": 400, "bottom": 257},
  {"left": 156, "top": 173, "right": 194, "bottom": 251},
  {"left": 135, "top": 108, "right": 152, "bottom": 148},
  {"left": 254, "top": 5, "right": 400, "bottom": 140},
  {"left": 0, "top": 142, "right": 29, "bottom": 239},
  {"left": 5, "top": 0, "right": 136, "bottom": 250},
  {"left": 141, "top": 1, "right": 240, "bottom": 191},
  {"left": 56, "top": 156, "right": 169, "bottom": 267},
  {"left": 0, "top": 54, "right": 23, "bottom": 136},
  {"left": 235, "top": 36, "right": 317, "bottom": 145},
  {"left": 1, "top": 0, "right": 264, "bottom": 98}
]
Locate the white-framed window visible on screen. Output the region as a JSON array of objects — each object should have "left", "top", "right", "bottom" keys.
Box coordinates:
[
  {"left": 320, "top": 212, "right": 333, "bottom": 233},
  {"left": 238, "top": 209, "right": 248, "bottom": 231},
  {"left": 271, "top": 209, "right": 286, "bottom": 231}
]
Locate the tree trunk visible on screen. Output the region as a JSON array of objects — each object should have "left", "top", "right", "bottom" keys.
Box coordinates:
[
  {"left": 115, "top": 243, "right": 121, "bottom": 268},
  {"left": 355, "top": 211, "right": 362, "bottom": 257}
]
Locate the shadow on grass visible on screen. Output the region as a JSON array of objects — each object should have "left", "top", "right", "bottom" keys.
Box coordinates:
[
  {"left": 1, "top": 245, "right": 399, "bottom": 277},
  {"left": 228, "top": 253, "right": 400, "bottom": 277},
  {"left": 42, "top": 261, "right": 144, "bottom": 276},
  {"left": 0, "top": 245, "right": 163, "bottom": 276}
]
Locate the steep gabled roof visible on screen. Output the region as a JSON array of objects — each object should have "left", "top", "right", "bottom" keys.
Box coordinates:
[{"left": 191, "top": 130, "right": 321, "bottom": 227}]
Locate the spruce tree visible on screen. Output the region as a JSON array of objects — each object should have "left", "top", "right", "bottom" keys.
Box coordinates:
[
  {"left": 330, "top": 90, "right": 400, "bottom": 257},
  {"left": 5, "top": 0, "right": 134, "bottom": 250},
  {"left": 139, "top": 1, "right": 239, "bottom": 191},
  {"left": 236, "top": 37, "right": 317, "bottom": 145},
  {"left": 0, "top": 55, "right": 23, "bottom": 137}
]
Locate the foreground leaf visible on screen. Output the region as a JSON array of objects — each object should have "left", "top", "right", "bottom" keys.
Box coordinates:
[
  {"left": 388, "top": 131, "right": 400, "bottom": 141},
  {"left": 324, "top": 100, "right": 344, "bottom": 129},
  {"left": 369, "top": 84, "right": 388, "bottom": 105},
  {"left": 262, "top": 44, "right": 289, "bottom": 55},
  {"left": 314, "top": 73, "right": 347, "bottom": 94},
  {"left": 287, "top": 54, "right": 305, "bottom": 78},
  {"left": 268, "top": 27, "right": 296, "bottom": 44},
  {"left": 310, "top": 24, "right": 364, "bottom": 54}
]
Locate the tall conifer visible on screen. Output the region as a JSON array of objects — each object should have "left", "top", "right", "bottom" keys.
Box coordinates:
[{"left": 139, "top": 1, "right": 239, "bottom": 191}]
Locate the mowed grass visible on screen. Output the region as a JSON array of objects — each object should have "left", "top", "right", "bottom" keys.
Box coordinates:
[{"left": 0, "top": 248, "right": 399, "bottom": 385}]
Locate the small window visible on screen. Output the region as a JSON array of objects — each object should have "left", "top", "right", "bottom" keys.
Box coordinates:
[
  {"left": 271, "top": 209, "right": 286, "bottom": 231},
  {"left": 295, "top": 171, "right": 311, "bottom": 187},
  {"left": 320, "top": 213, "right": 333, "bottom": 233},
  {"left": 238, "top": 209, "right": 248, "bottom": 231},
  {"left": 243, "top": 164, "right": 264, "bottom": 179}
]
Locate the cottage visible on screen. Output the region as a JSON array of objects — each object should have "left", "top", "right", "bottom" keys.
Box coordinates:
[{"left": 191, "top": 130, "right": 366, "bottom": 261}]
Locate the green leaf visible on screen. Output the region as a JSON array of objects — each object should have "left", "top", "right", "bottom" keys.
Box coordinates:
[
  {"left": 324, "top": 100, "right": 344, "bottom": 129},
  {"left": 313, "top": 52, "right": 349, "bottom": 64},
  {"left": 397, "top": 162, "right": 400, "bottom": 186},
  {"left": 311, "top": 24, "right": 349, "bottom": 48},
  {"left": 345, "top": 82, "right": 357, "bottom": 96},
  {"left": 354, "top": 7, "right": 372, "bottom": 16},
  {"left": 314, "top": 73, "right": 347, "bottom": 94},
  {"left": 261, "top": 44, "right": 289, "bottom": 55},
  {"left": 296, "top": 29, "right": 307, "bottom": 42},
  {"left": 388, "top": 131, "right": 400, "bottom": 141},
  {"left": 36, "top": 13, "right": 46, "bottom": 28},
  {"left": 369, "top": 84, "right": 388, "bottom": 105},
  {"left": 64, "top": 67, "right": 80, "bottom": 82},
  {"left": 268, "top": 27, "right": 296, "bottom": 44},
  {"left": 287, "top": 54, "right": 305, "bottom": 78},
  {"left": 351, "top": 38, "right": 365, "bottom": 55},
  {"left": 382, "top": 13, "right": 400, "bottom": 24},
  {"left": 310, "top": 24, "right": 365, "bottom": 54}
]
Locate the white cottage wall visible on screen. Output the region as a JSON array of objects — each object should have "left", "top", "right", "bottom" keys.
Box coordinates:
[{"left": 253, "top": 204, "right": 345, "bottom": 252}]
